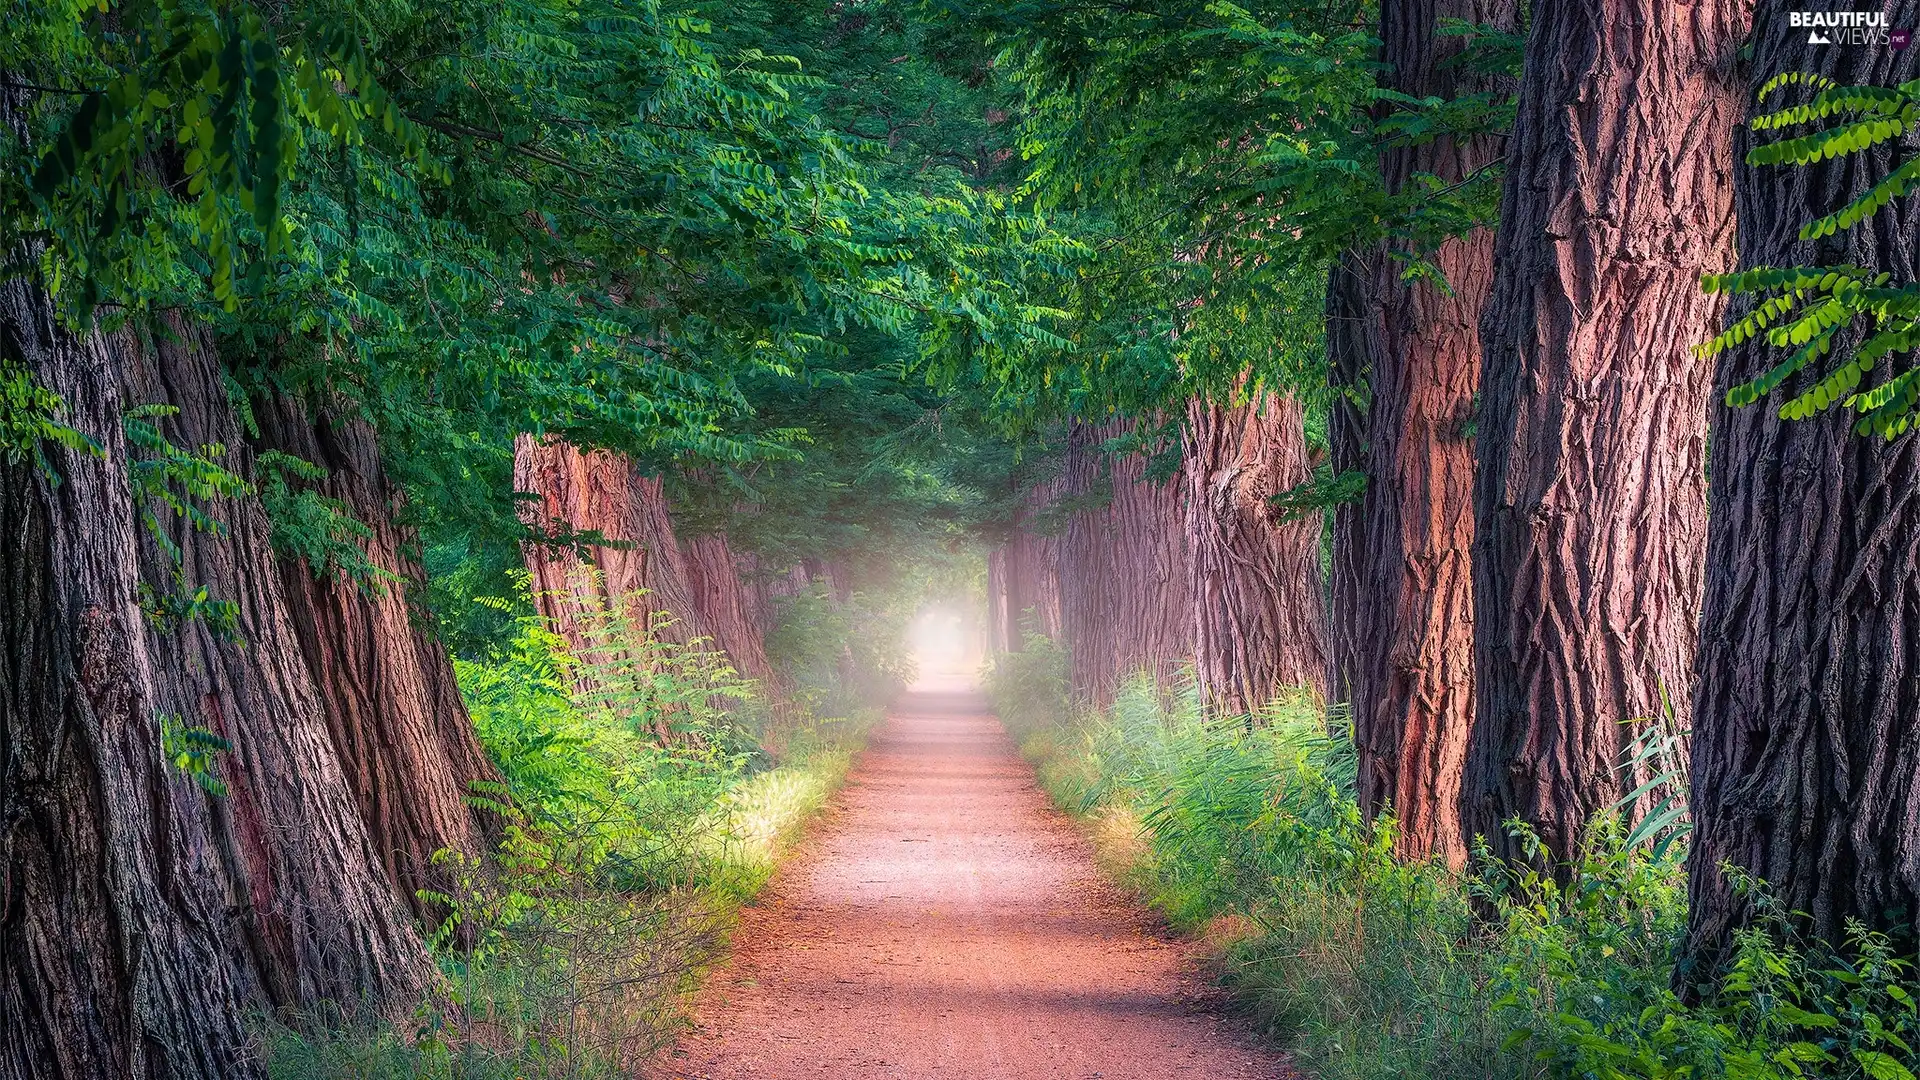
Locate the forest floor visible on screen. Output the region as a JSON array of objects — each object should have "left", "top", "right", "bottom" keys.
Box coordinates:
[{"left": 657, "top": 686, "right": 1294, "bottom": 1080}]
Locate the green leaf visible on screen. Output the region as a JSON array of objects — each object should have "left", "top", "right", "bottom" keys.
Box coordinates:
[{"left": 1854, "top": 1050, "right": 1916, "bottom": 1080}]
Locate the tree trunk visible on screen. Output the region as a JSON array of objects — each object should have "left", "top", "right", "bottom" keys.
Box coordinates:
[
  {"left": 743, "top": 555, "right": 822, "bottom": 641},
  {"left": 1341, "top": 0, "right": 1514, "bottom": 867},
  {"left": 1055, "top": 419, "right": 1192, "bottom": 707},
  {"left": 514, "top": 435, "right": 703, "bottom": 648},
  {"left": 988, "top": 492, "right": 1065, "bottom": 655},
  {"left": 512, "top": 435, "right": 776, "bottom": 707},
  {"left": 1182, "top": 392, "right": 1327, "bottom": 713},
  {"left": 1462, "top": 0, "right": 1742, "bottom": 867},
  {"left": 0, "top": 288, "right": 431, "bottom": 1080},
  {"left": 1017, "top": 478, "right": 1066, "bottom": 644},
  {"left": 1683, "top": 14, "right": 1920, "bottom": 976},
  {"left": 2, "top": 288, "right": 260, "bottom": 1080},
  {"left": 679, "top": 529, "right": 777, "bottom": 686},
  {"left": 251, "top": 396, "right": 501, "bottom": 923},
  {"left": 987, "top": 546, "right": 1014, "bottom": 654}
]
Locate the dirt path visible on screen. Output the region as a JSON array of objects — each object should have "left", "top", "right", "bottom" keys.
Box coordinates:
[{"left": 660, "top": 689, "right": 1293, "bottom": 1080}]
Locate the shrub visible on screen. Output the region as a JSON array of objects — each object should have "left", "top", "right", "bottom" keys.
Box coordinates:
[
  {"left": 981, "top": 617, "right": 1069, "bottom": 741},
  {"left": 765, "top": 581, "right": 916, "bottom": 716}
]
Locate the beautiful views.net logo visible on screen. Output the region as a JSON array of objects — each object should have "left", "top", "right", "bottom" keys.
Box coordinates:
[{"left": 1787, "top": 10, "right": 1906, "bottom": 46}]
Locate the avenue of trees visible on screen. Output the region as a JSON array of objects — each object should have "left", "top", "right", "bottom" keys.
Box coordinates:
[
  {"left": 1, "top": 0, "right": 1918, "bottom": 1075},
  {"left": 971, "top": 0, "right": 1920, "bottom": 1002}
]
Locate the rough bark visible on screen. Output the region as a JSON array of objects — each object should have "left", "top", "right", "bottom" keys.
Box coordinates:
[
  {"left": 1462, "top": 0, "right": 1743, "bottom": 867},
  {"left": 1182, "top": 392, "right": 1327, "bottom": 713},
  {"left": 1340, "top": 0, "right": 1515, "bottom": 866},
  {"left": 1326, "top": 252, "right": 1379, "bottom": 724},
  {"left": 251, "top": 397, "right": 500, "bottom": 922},
  {"left": 1054, "top": 420, "right": 1193, "bottom": 706},
  {"left": 2, "top": 287, "right": 259, "bottom": 1080},
  {"left": 512, "top": 435, "right": 775, "bottom": 694},
  {"left": 679, "top": 529, "right": 777, "bottom": 685},
  {"left": 1683, "top": 13, "right": 1920, "bottom": 976},
  {"left": 514, "top": 435, "right": 702, "bottom": 646},
  {"left": 0, "top": 287, "right": 431, "bottom": 1080}
]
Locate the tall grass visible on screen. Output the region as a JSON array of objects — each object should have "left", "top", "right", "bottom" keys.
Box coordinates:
[{"left": 988, "top": 640, "right": 1920, "bottom": 1080}]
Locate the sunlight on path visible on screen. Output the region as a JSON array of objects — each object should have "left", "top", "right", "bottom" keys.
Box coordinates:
[{"left": 659, "top": 690, "right": 1293, "bottom": 1080}]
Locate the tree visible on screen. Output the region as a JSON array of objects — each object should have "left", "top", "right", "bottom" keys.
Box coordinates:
[
  {"left": 512, "top": 436, "right": 776, "bottom": 717},
  {"left": 1462, "top": 0, "right": 1745, "bottom": 867},
  {"left": 680, "top": 528, "right": 780, "bottom": 689},
  {"left": 2, "top": 0, "right": 972, "bottom": 1070},
  {"left": 935, "top": 2, "right": 1371, "bottom": 714},
  {"left": 1049, "top": 420, "right": 1193, "bottom": 705},
  {"left": 987, "top": 470, "right": 1067, "bottom": 653},
  {"left": 0, "top": 295, "right": 432, "bottom": 1080},
  {"left": 251, "top": 397, "right": 502, "bottom": 919},
  {"left": 1183, "top": 391, "right": 1327, "bottom": 712},
  {"left": 1683, "top": 18, "right": 1920, "bottom": 975},
  {"left": 1340, "top": 0, "right": 1515, "bottom": 867},
  {"left": 966, "top": 1, "right": 1519, "bottom": 747}
]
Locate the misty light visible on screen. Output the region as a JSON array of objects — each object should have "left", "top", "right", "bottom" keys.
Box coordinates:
[{"left": 907, "top": 606, "right": 978, "bottom": 689}]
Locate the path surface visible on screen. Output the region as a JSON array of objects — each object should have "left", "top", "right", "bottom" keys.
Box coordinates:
[{"left": 660, "top": 688, "right": 1292, "bottom": 1080}]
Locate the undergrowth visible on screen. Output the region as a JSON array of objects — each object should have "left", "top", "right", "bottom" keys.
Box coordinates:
[
  {"left": 989, "top": 628, "right": 1920, "bottom": 1080},
  {"left": 264, "top": 581, "right": 888, "bottom": 1079}
]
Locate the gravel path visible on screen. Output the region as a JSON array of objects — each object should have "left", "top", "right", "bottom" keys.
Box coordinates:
[{"left": 658, "top": 688, "right": 1294, "bottom": 1080}]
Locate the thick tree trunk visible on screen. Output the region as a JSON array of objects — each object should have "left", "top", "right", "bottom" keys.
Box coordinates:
[
  {"left": 679, "top": 530, "right": 777, "bottom": 686},
  {"left": 0, "top": 288, "right": 431, "bottom": 1080},
  {"left": 251, "top": 397, "right": 500, "bottom": 922},
  {"left": 514, "top": 435, "right": 704, "bottom": 648},
  {"left": 1462, "top": 0, "right": 1742, "bottom": 867},
  {"left": 1055, "top": 420, "right": 1192, "bottom": 707},
  {"left": 142, "top": 325, "right": 435, "bottom": 1009},
  {"left": 512, "top": 435, "right": 775, "bottom": 701},
  {"left": 1683, "top": 14, "right": 1920, "bottom": 976},
  {"left": 1342, "top": 0, "right": 1514, "bottom": 867},
  {"left": 2, "top": 289, "right": 260, "bottom": 1080},
  {"left": 1182, "top": 392, "right": 1327, "bottom": 713}
]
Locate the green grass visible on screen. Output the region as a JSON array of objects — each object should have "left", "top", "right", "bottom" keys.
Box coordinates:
[
  {"left": 705, "top": 730, "right": 862, "bottom": 901},
  {"left": 986, "top": 641, "right": 1920, "bottom": 1080}
]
